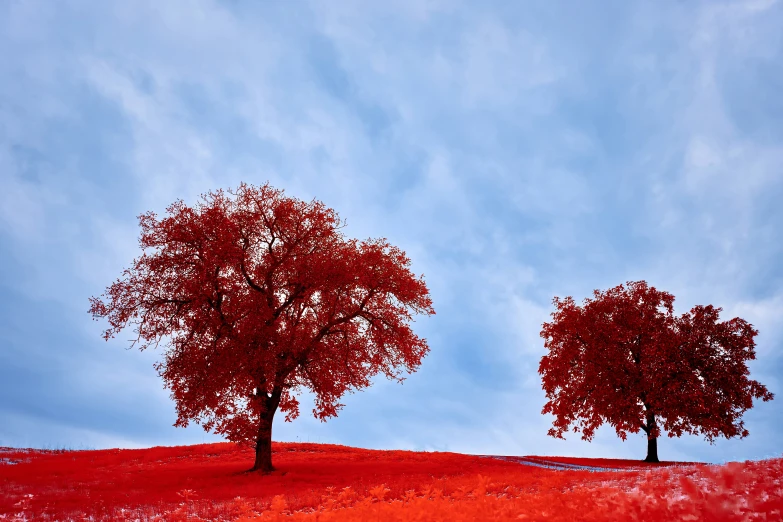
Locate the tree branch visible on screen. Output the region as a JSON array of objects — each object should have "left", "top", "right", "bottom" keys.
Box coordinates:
[
  {"left": 267, "top": 283, "right": 308, "bottom": 326},
  {"left": 295, "top": 288, "right": 378, "bottom": 367}
]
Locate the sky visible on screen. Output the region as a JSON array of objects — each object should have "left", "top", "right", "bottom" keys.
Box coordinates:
[{"left": 1, "top": 0, "right": 781, "bottom": 465}]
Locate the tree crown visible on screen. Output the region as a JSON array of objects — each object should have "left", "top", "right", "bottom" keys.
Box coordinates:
[
  {"left": 538, "top": 280, "right": 774, "bottom": 443},
  {"left": 89, "top": 182, "right": 435, "bottom": 444}
]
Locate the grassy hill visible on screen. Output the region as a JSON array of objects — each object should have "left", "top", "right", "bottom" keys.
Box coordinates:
[{"left": 0, "top": 442, "right": 779, "bottom": 521}]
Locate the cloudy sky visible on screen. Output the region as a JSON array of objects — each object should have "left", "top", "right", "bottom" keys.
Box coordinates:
[{"left": 1, "top": 0, "right": 781, "bottom": 465}]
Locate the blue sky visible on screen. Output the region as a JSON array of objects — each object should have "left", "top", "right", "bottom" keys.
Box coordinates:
[{"left": 1, "top": 0, "right": 781, "bottom": 465}]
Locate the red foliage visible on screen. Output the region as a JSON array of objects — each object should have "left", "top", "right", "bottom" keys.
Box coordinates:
[
  {"left": 538, "top": 280, "right": 774, "bottom": 459},
  {"left": 1, "top": 443, "right": 780, "bottom": 521},
  {"left": 88, "top": 182, "right": 435, "bottom": 471}
]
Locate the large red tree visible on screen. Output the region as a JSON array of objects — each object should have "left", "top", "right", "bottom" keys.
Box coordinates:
[
  {"left": 89, "top": 182, "right": 435, "bottom": 472},
  {"left": 538, "top": 280, "right": 773, "bottom": 462}
]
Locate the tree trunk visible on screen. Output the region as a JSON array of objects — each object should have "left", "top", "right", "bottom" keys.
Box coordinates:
[
  {"left": 642, "top": 411, "right": 660, "bottom": 463},
  {"left": 644, "top": 433, "right": 659, "bottom": 463},
  {"left": 249, "top": 386, "right": 281, "bottom": 473},
  {"left": 251, "top": 411, "right": 275, "bottom": 472}
]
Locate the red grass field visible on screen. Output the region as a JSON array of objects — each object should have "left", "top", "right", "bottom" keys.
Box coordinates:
[{"left": 0, "top": 442, "right": 780, "bottom": 521}]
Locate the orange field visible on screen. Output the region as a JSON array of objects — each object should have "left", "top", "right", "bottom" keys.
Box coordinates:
[{"left": 0, "top": 442, "right": 780, "bottom": 521}]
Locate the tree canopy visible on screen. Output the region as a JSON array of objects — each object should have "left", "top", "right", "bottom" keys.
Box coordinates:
[
  {"left": 538, "top": 280, "right": 774, "bottom": 462},
  {"left": 89, "top": 182, "right": 435, "bottom": 471}
]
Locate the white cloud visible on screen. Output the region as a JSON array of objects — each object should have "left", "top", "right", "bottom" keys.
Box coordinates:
[
  {"left": 723, "top": 295, "right": 783, "bottom": 359},
  {"left": 0, "top": 154, "right": 48, "bottom": 241},
  {"left": 458, "top": 18, "right": 562, "bottom": 110}
]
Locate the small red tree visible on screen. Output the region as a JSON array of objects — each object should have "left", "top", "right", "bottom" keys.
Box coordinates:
[
  {"left": 89, "top": 182, "right": 435, "bottom": 472},
  {"left": 538, "top": 280, "right": 774, "bottom": 462}
]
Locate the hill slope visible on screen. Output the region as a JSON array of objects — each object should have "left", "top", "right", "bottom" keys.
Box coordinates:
[{"left": 0, "top": 442, "right": 779, "bottom": 521}]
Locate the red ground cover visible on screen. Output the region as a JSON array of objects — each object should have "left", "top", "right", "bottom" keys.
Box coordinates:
[{"left": 0, "top": 442, "right": 779, "bottom": 521}]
